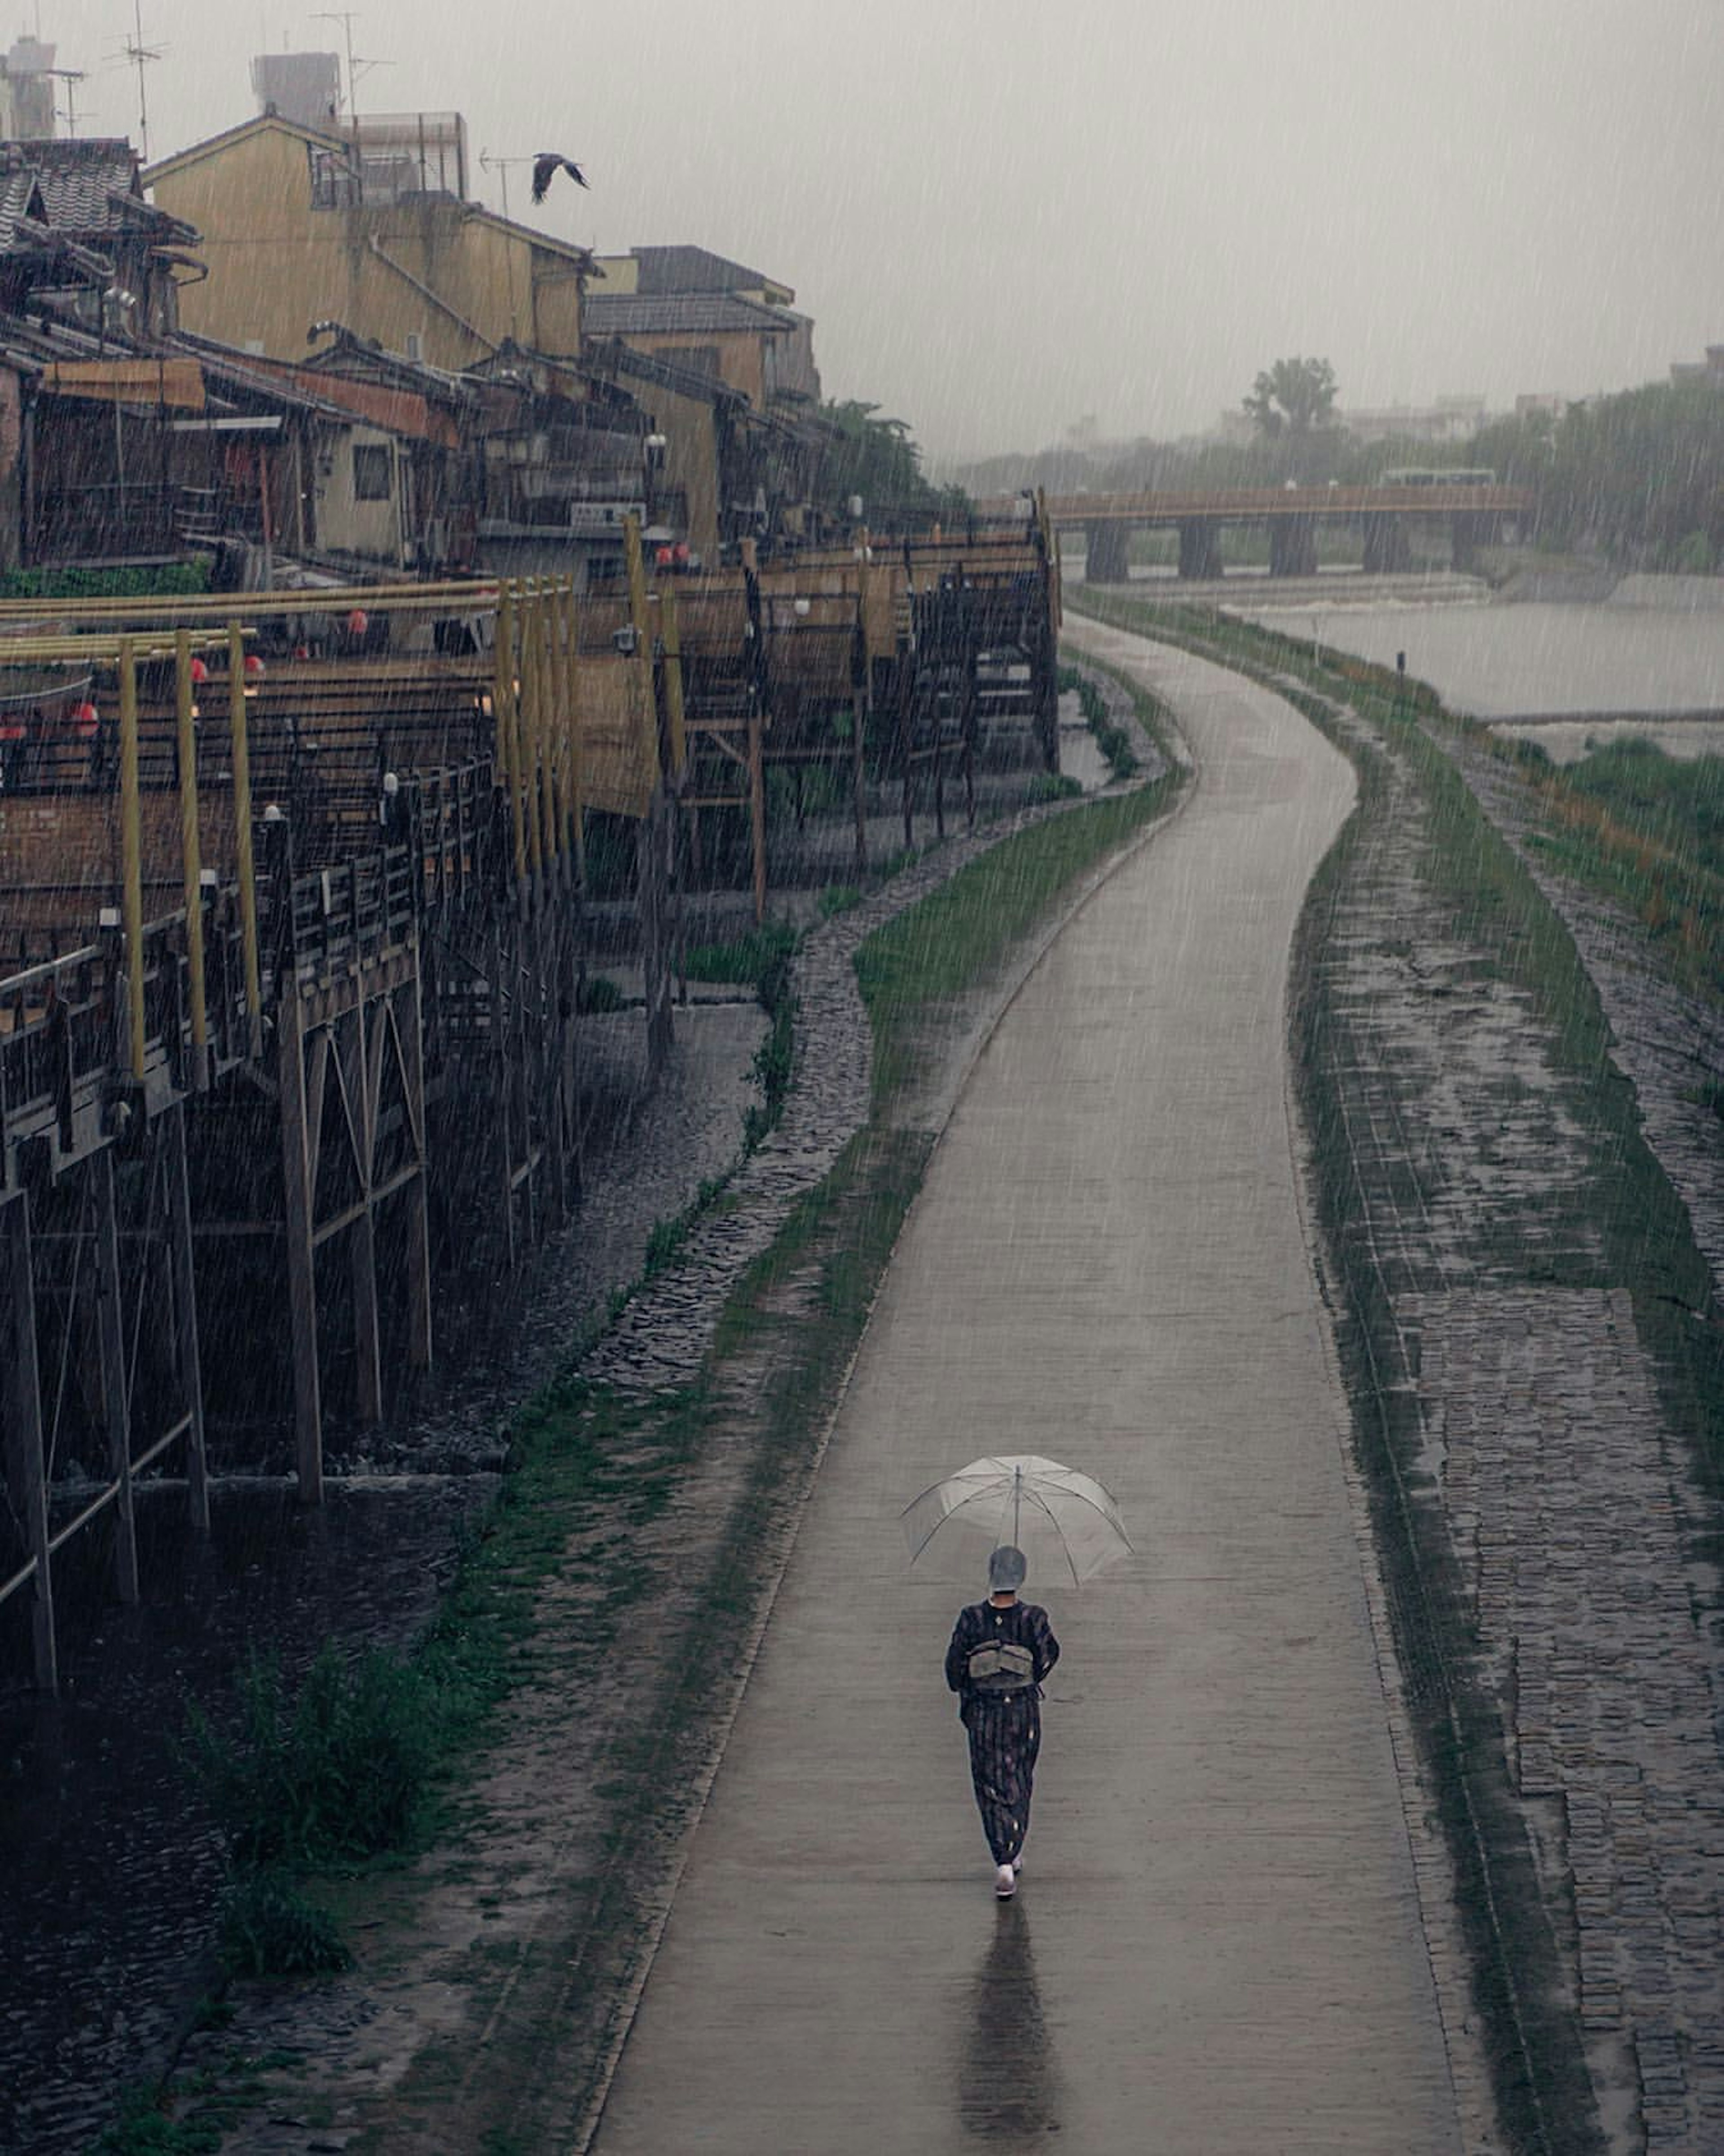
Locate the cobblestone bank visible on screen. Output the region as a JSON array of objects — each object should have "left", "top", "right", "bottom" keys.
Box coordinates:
[
  {"left": 1446, "top": 735, "right": 1724, "bottom": 1312},
  {"left": 1304, "top": 690, "right": 1724, "bottom": 2152}
]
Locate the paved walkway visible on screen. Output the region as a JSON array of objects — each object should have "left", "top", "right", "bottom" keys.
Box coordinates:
[{"left": 593, "top": 623, "right": 1463, "bottom": 2153}]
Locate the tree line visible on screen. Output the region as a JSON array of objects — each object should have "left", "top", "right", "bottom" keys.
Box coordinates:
[{"left": 956, "top": 357, "right": 1724, "bottom": 572}]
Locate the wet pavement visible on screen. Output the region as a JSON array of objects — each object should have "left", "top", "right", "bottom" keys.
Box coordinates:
[{"left": 592, "top": 622, "right": 1463, "bottom": 2152}]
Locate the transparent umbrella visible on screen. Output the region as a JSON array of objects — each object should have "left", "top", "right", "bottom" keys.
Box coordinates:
[{"left": 900, "top": 1454, "right": 1131, "bottom": 1588}]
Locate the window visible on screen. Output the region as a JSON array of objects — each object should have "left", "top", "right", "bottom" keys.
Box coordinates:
[
  {"left": 404, "top": 331, "right": 424, "bottom": 363},
  {"left": 352, "top": 444, "right": 393, "bottom": 502}
]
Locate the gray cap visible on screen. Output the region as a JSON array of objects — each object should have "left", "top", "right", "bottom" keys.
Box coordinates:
[{"left": 988, "top": 1544, "right": 1027, "bottom": 1591}]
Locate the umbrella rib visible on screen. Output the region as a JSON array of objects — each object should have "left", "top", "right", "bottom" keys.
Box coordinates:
[
  {"left": 1034, "top": 1478, "right": 1134, "bottom": 1546},
  {"left": 1020, "top": 1481, "right": 1082, "bottom": 1588}
]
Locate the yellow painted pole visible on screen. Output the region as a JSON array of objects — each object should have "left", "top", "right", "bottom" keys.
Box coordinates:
[
  {"left": 563, "top": 578, "right": 587, "bottom": 888},
  {"left": 543, "top": 575, "right": 572, "bottom": 875},
  {"left": 175, "top": 629, "right": 208, "bottom": 1081},
  {"left": 659, "top": 581, "right": 687, "bottom": 780},
  {"left": 118, "top": 638, "right": 146, "bottom": 1081},
  {"left": 227, "top": 624, "right": 262, "bottom": 1040},
  {"left": 623, "top": 517, "right": 660, "bottom": 788},
  {"left": 496, "top": 584, "right": 527, "bottom": 885},
  {"left": 532, "top": 587, "right": 558, "bottom": 876},
  {"left": 521, "top": 581, "right": 545, "bottom": 888}
]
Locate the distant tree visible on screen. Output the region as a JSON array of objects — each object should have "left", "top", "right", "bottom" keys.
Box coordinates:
[
  {"left": 811, "top": 400, "right": 969, "bottom": 528},
  {"left": 1244, "top": 357, "right": 1339, "bottom": 440}
]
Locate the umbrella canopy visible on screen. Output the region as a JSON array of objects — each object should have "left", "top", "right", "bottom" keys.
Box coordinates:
[{"left": 900, "top": 1454, "right": 1131, "bottom": 1588}]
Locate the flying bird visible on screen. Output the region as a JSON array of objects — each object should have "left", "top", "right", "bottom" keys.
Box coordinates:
[{"left": 531, "top": 153, "right": 589, "bottom": 204}]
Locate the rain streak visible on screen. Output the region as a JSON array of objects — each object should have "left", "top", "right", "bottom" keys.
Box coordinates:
[{"left": 4, "top": 6, "right": 1724, "bottom": 2152}]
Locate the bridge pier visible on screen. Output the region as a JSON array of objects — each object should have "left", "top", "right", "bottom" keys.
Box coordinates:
[
  {"left": 1178, "top": 519, "right": 1223, "bottom": 581},
  {"left": 1450, "top": 513, "right": 1486, "bottom": 574},
  {"left": 1084, "top": 521, "right": 1130, "bottom": 584},
  {"left": 1268, "top": 516, "right": 1318, "bottom": 578},
  {"left": 1361, "top": 514, "right": 1412, "bottom": 575}
]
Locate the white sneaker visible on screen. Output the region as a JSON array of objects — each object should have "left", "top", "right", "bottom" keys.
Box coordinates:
[{"left": 994, "top": 1864, "right": 1016, "bottom": 1898}]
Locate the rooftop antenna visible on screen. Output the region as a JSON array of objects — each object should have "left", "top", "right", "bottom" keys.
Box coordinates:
[
  {"left": 313, "top": 11, "right": 390, "bottom": 194},
  {"left": 47, "top": 68, "right": 87, "bottom": 138},
  {"left": 478, "top": 149, "right": 533, "bottom": 338},
  {"left": 122, "top": 0, "right": 164, "bottom": 161}
]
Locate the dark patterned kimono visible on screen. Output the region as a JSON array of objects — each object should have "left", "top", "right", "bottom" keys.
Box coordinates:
[{"left": 945, "top": 1598, "right": 1060, "bottom": 1866}]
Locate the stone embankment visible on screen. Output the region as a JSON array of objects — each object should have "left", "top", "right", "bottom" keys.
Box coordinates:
[{"left": 1295, "top": 681, "right": 1724, "bottom": 2152}]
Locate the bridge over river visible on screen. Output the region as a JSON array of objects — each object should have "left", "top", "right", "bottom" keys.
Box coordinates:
[{"left": 975, "top": 483, "right": 1532, "bottom": 582}]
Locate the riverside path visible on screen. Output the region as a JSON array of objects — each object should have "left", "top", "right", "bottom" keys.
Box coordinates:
[{"left": 591, "top": 620, "right": 1465, "bottom": 2152}]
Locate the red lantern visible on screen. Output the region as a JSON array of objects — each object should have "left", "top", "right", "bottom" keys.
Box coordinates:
[
  {"left": 347, "top": 608, "right": 369, "bottom": 638},
  {"left": 0, "top": 719, "right": 26, "bottom": 743},
  {"left": 244, "top": 653, "right": 266, "bottom": 679},
  {"left": 70, "top": 702, "right": 99, "bottom": 739},
  {"left": 294, "top": 642, "right": 312, "bottom": 662},
  {"left": 189, "top": 656, "right": 209, "bottom": 685},
  {"left": 655, "top": 545, "right": 673, "bottom": 569},
  {"left": 673, "top": 541, "right": 690, "bottom": 566}
]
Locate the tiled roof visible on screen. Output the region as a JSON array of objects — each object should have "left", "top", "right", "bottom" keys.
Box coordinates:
[
  {"left": 634, "top": 245, "right": 772, "bottom": 297},
  {"left": 15, "top": 140, "right": 140, "bottom": 236},
  {"left": 0, "top": 167, "right": 40, "bottom": 251},
  {"left": 582, "top": 292, "right": 794, "bottom": 339}
]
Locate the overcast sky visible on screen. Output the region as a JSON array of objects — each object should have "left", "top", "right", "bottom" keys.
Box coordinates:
[{"left": 59, "top": 0, "right": 1724, "bottom": 463}]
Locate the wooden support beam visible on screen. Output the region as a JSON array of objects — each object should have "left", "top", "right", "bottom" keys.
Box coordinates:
[
  {"left": 852, "top": 682, "right": 869, "bottom": 876},
  {"left": 531, "top": 588, "right": 558, "bottom": 884},
  {"left": 521, "top": 583, "right": 545, "bottom": 895},
  {"left": 118, "top": 638, "right": 146, "bottom": 1082},
  {"left": 747, "top": 706, "right": 766, "bottom": 927},
  {"left": 625, "top": 518, "right": 661, "bottom": 792},
  {"left": 400, "top": 970, "right": 433, "bottom": 1370},
  {"left": 496, "top": 585, "right": 528, "bottom": 891},
  {"left": 659, "top": 581, "right": 688, "bottom": 781},
  {"left": 561, "top": 578, "right": 587, "bottom": 891},
  {"left": 227, "top": 624, "right": 262, "bottom": 1049},
  {"left": 348, "top": 999, "right": 383, "bottom": 1425},
  {"left": 2, "top": 1192, "right": 57, "bottom": 1692},
  {"left": 164, "top": 1100, "right": 210, "bottom": 1531},
  {"left": 175, "top": 629, "right": 209, "bottom": 1086},
  {"left": 277, "top": 983, "right": 324, "bottom": 1504},
  {"left": 491, "top": 926, "right": 517, "bottom": 1271},
  {"left": 92, "top": 1150, "right": 140, "bottom": 1603}
]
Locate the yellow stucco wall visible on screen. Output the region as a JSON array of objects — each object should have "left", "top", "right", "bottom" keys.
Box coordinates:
[
  {"left": 618, "top": 328, "right": 765, "bottom": 410},
  {"left": 152, "top": 124, "right": 584, "bottom": 366}
]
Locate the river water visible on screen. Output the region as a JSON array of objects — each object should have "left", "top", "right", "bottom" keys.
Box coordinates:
[{"left": 1235, "top": 588, "right": 1724, "bottom": 761}]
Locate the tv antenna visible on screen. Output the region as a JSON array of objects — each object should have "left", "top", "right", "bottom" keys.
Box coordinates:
[
  {"left": 46, "top": 67, "right": 87, "bottom": 138},
  {"left": 121, "top": 1, "right": 163, "bottom": 161},
  {"left": 312, "top": 12, "right": 388, "bottom": 130},
  {"left": 478, "top": 149, "right": 533, "bottom": 337}
]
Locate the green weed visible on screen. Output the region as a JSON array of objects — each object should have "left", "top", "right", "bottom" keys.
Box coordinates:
[
  {"left": 184, "top": 1643, "right": 434, "bottom": 1867},
  {"left": 217, "top": 1868, "right": 353, "bottom": 1979}
]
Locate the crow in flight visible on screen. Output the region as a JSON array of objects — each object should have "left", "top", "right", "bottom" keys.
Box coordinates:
[{"left": 531, "top": 153, "right": 589, "bottom": 203}]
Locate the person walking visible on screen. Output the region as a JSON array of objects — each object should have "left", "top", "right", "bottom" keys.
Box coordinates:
[{"left": 945, "top": 1546, "right": 1060, "bottom": 1898}]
